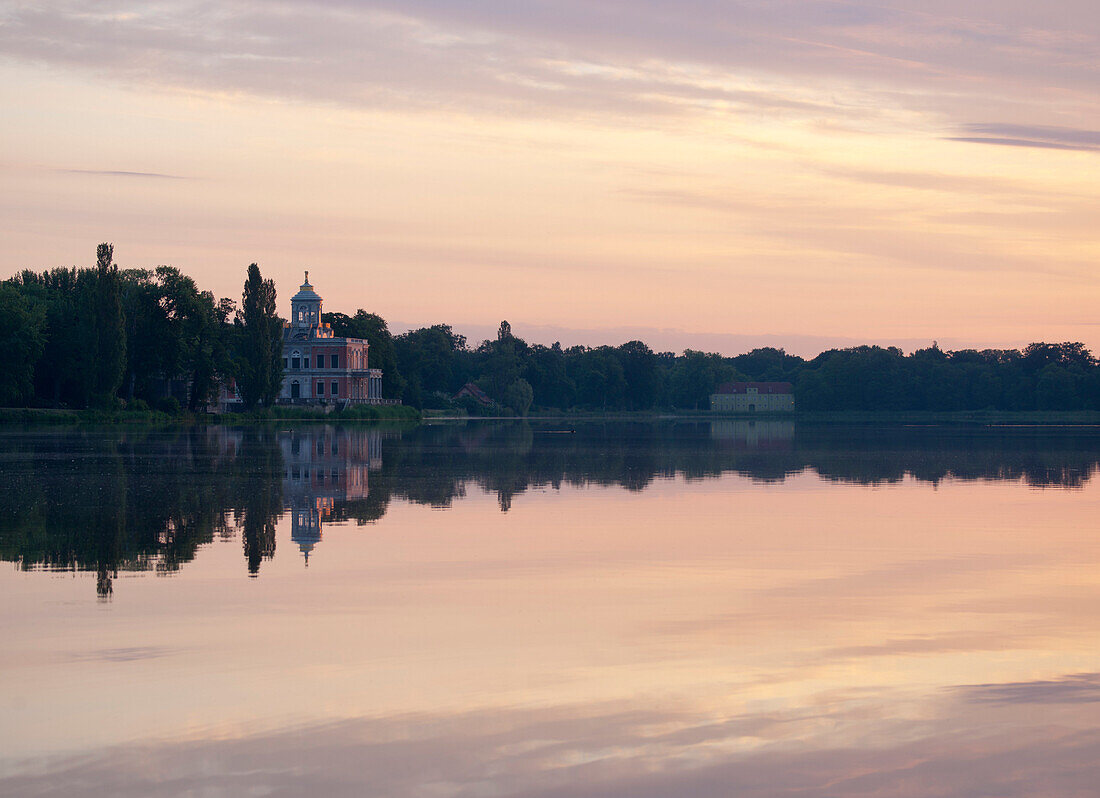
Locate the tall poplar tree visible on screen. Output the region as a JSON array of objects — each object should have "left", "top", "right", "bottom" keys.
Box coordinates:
[
  {"left": 237, "top": 263, "right": 283, "bottom": 408},
  {"left": 93, "top": 243, "right": 126, "bottom": 401}
]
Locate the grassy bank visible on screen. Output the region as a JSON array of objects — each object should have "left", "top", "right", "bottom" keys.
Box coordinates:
[
  {"left": 424, "top": 408, "right": 1100, "bottom": 425},
  {"left": 216, "top": 404, "right": 421, "bottom": 423},
  {"left": 0, "top": 404, "right": 421, "bottom": 426}
]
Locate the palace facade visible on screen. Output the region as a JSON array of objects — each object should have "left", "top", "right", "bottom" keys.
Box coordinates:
[{"left": 279, "top": 273, "right": 385, "bottom": 405}]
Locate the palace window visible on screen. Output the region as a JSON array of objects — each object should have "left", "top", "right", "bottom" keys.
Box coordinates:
[
  {"left": 316, "top": 354, "right": 324, "bottom": 369},
  {"left": 331, "top": 381, "right": 339, "bottom": 396},
  {"left": 291, "top": 351, "right": 301, "bottom": 370},
  {"left": 317, "top": 381, "right": 325, "bottom": 395},
  {"left": 331, "top": 354, "right": 339, "bottom": 368}
]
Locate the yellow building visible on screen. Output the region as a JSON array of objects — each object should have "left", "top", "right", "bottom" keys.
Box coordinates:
[{"left": 710, "top": 382, "right": 794, "bottom": 413}]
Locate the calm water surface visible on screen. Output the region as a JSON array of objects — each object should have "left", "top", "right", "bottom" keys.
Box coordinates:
[{"left": 1, "top": 421, "right": 1099, "bottom": 797}]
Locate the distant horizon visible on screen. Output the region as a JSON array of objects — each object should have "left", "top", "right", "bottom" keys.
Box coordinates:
[
  {"left": 386, "top": 318, "right": 1067, "bottom": 360},
  {"left": 5, "top": 249, "right": 1092, "bottom": 358}
]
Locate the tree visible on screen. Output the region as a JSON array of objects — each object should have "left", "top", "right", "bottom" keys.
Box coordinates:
[
  {"left": 154, "top": 267, "right": 230, "bottom": 411},
  {"left": 119, "top": 268, "right": 168, "bottom": 401},
  {"left": 93, "top": 243, "right": 127, "bottom": 401},
  {"left": 476, "top": 321, "right": 527, "bottom": 402},
  {"left": 568, "top": 347, "right": 627, "bottom": 409},
  {"left": 616, "top": 340, "right": 657, "bottom": 410},
  {"left": 0, "top": 284, "right": 46, "bottom": 405},
  {"left": 7, "top": 268, "right": 94, "bottom": 406},
  {"left": 503, "top": 378, "right": 534, "bottom": 416},
  {"left": 323, "top": 309, "right": 406, "bottom": 400},
  {"left": 394, "top": 324, "right": 467, "bottom": 407},
  {"left": 670, "top": 350, "right": 734, "bottom": 409},
  {"left": 1036, "top": 364, "right": 1079, "bottom": 410},
  {"left": 524, "top": 343, "right": 573, "bottom": 409},
  {"left": 236, "top": 263, "right": 283, "bottom": 409}
]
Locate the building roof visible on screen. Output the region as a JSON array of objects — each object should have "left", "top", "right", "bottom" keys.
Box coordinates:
[
  {"left": 292, "top": 271, "right": 322, "bottom": 302},
  {"left": 454, "top": 382, "right": 493, "bottom": 405},
  {"left": 714, "top": 381, "right": 793, "bottom": 395}
]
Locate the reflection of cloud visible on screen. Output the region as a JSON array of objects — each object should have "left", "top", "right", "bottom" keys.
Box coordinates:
[
  {"left": 650, "top": 553, "right": 1061, "bottom": 643},
  {"left": 5, "top": 691, "right": 1100, "bottom": 797},
  {"left": 58, "top": 169, "right": 190, "bottom": 179},
  {"left": 67, "top": 646, "right": 178, "bottom": 663}
]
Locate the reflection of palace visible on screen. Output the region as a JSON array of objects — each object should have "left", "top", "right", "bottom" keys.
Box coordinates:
[
  {"left": 710, "top": 420, "right": 795, "bottom": 450},
  {"left": 280, "top": 427, "right": 383, "bottom": 563}
]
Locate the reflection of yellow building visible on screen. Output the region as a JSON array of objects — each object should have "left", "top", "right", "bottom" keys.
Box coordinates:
[
  {"left": 280, "top": 427, "right": 384, "bottom": 564},
  {"left": 710, "top": 420, "right": 794, "bottom": 450}
]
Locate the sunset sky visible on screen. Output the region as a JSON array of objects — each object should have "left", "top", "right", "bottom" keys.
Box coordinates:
[{"left": 1, "top": 1, "right": 1098, "bottom": 355}]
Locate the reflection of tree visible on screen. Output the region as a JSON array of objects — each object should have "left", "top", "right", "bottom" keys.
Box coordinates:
[
  {"left": 236, "top": 430, "right": 282, "bottom": 576},
  {"left": 350, "top": 421, "right": 1100, "bottom": 523},
  {"left": 90, "top": 452, "right": 126, "bottom": 598},
  {"left": 0, "top": 427, "right": 281, "bottom": 594},
  {"left": 1, "top": 422, "right": 1098, "bottom": 595}
]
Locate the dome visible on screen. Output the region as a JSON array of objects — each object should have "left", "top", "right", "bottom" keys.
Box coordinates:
[{"left": 292, "top": 270, "right": 322, "bottom": 302}]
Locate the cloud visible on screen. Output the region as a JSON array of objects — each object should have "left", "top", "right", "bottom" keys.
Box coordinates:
[
  {"left": 959, "top": 673, "right": 1100, "bottom": 704},
  {"left": 947, "top": 137, "right": 1100, "bottom": 152},
  {"left": 966, "top": 123, "right": 1100, "bottom": 147},
  {"left": 2, "top": 0, "right": 1099, "bottom": 133},
  {"left": 947, "top": 124, "right": 1100, "bottom": 152},
  {"left": 808, "top": 164, "right": 1087, "bottom": 199}
]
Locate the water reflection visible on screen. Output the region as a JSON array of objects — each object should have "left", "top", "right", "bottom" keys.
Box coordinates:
[
  {"left": 0, "top": 421, "right": 1097, "bottom": 594},
  {"left": 710, "top": 418, "right": 794, "bottom": 449},
  {"left": 3, "top": 421, "right": 1100, "bottom": 796},
  {"left": 279, "top": 427, "right": 385, "bottom": 564}
]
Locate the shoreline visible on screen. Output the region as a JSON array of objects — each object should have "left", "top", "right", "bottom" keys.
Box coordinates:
[{"left": 3, "top": 407, "right": 1099, "bottom": 427}]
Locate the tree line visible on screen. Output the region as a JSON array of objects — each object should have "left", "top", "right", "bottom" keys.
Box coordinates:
[
  {"left": 325, "top": 315, "right": 1100, "bottom": 413},
  {"left": 3, "top": 245, "right": 1099, "bottom": 412},
  {"left": 1, "top": 247, "right": 283, "bottom": 411}
]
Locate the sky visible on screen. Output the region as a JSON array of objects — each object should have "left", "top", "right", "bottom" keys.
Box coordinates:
[{"left": 1, "top": 0, "right": 1098, "bottom": 356}]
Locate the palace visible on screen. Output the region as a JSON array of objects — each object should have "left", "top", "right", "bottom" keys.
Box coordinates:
[{"left": 279, "top": 273, "right": 385, "bottom": 405}]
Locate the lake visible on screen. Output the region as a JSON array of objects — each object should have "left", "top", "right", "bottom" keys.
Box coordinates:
[{"left": 1, "top": 420, "right": 1099, "bottom": 797}]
